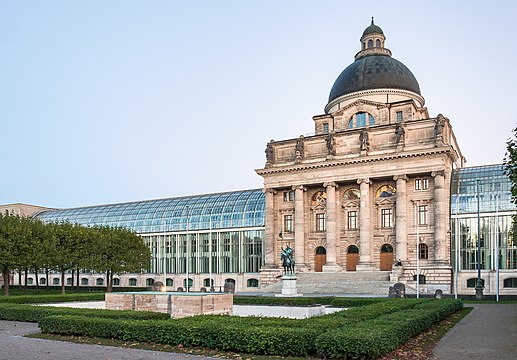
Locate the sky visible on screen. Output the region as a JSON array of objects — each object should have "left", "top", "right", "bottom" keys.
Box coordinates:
[{"left": 1, "top": 1, "right": 516, "bottom": 208}]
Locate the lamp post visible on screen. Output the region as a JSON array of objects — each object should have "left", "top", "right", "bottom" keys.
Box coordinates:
[
  {"left": 185, "top": 205, "right": 190, "bottom": 293},
  {"left": 163, "top": 220, "right": 167, "bottom": 291},
  {"left": 475, "top": 179, "right": 484, "bottom": 299},
  {"left": 415, "top": 201, "right": 420, "bottom": 299}
]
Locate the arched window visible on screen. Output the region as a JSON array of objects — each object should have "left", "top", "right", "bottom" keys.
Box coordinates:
[
  {"left": 376, "top": 185, "right": 396, "bottom": 198},
  {"left": 27, "top": 277, "right": 34, "bottom": 285},
  {"left": 376, "top": 39, "right": 381, "bottom": 48},
  {"left": 52, "top": 278, "right": 60, "bottom": 285},
  {"left": 39, "top": 277, "right": 46, "bottom": 285},
  {"left": 166, "top": 278, "right": 173, "bottom": 287},
  {"left": 348, "top": 112, "right": 375, "bottom": 128},
  {"left": 66, "top": 278, "right": 72, "bottom": 285},
  {"left": 81, "top": 278, "right": 89, "bottom": 286},
  {"left": 419, "top": 243, "right": 429, "bottom": 259},
  {"left": 343, "top": 188, "right": 360, "bottom": 201},
  {"left": 347, "top": 245, "right": 359, "bottom": 254},
  {"left": 203, "top": 278, "right": 214, "bottom": 287},
  {"left": 413, "top": 274, "right": 426, "bottom": 284},
  {"left": 247, "top": 278, "right": 259, "bottom": 287},
  {"left": 183, "top": 278, "right": 193, "bottom": 288},
  {"left": 467, "top": 278, "right": 484, "bottom": 288},
  {"left": 146, "top": 278, "right": 155, "bottom": 287},
  {"left": 225, "top": 278, "right": 236, "bottom": 285},
  {"left": 96, "top": 278, "right": 104, "bottom": 286},
  {"left": 368, "top": 39, "right": 373, "bottom": 48},
  {"left": 381, "top": 244, "right": 393, "bottom": 253},
  {"left": 362, "top": 41, "right": 366, "bottom": 50},
  {"left": 128, "top": 278, "right": 137, "bottom": 286},
  {"left": 504, "top": 278, "right": 517, "bottom": 288}
]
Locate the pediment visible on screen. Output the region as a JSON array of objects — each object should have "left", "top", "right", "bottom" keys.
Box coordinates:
[
  {"left": 333, "top": 99, "right": 385, "bottom": 117},
  {"left": 375, "top": 197, "right": 395, "bottom": 206},
  {"left": 342, "top": 200, "right": 360, "bottom": 209},
  {"left": 311, "top": 203, "right": 327, "bottom": 211}
]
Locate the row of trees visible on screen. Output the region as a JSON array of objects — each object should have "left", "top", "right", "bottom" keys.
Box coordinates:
[{"left": 0, "top": 213, "right": 151, "bottom": 296}]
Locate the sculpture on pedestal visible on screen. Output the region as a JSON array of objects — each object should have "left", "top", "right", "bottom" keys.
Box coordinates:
[{"left": 280, "top": 245, "right": 295, "bottom": 275}]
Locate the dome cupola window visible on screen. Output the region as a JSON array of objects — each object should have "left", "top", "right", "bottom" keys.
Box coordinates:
[{"left": 348, "top": 112, "right": 375, "bottom": 128}]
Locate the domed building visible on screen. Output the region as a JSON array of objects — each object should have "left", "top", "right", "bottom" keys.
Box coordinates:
[
  {"left": 2, "top": 20, "right": 516, "bottom": 296},
  {"left": 256, "top": 19, "right": 465, "bottom": 293}
]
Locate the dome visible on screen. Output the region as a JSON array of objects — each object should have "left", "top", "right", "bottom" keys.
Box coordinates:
[
  {"left": 362, "top": 18, "right": 383, "bottom": 37},
  {"left": 327, "top": 20, "right": 421, "bottom": 107},
  {"left": 328, "top": 54, "right": 421, "bottom": 103}
]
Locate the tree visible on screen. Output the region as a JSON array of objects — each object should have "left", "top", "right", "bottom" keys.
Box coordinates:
[{"left": 504, "top": 126, "right": 517, "bottom": 204}]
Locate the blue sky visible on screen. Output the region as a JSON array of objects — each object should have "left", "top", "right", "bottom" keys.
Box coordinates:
[{"left": 1, "top": 1, "right": 516, "bottom": 208}]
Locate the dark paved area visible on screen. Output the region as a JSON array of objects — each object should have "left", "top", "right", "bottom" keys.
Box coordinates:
[
  {"left": 432, "top": 303, "right": 517, "bottom": 360},
  {"left": 0, "top": 320, "right": 215, "bottom": 360}
]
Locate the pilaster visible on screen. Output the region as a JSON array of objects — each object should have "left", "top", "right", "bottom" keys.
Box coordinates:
[
  {"left": 322, "top": 182, "right": 341, "bottom": 272},
  {"left": 292, "top": 185, "right": 307, "bottom": 270},
  {"left": 432, "top": 171, "right": 447, "bottom": 264},
  {"left": 263, "top": 188, "right": 277, "bottom": 268},
  {"left": 356, "top": 178, "right": 373, "bottom": 270},
  {"left": 394, "top": 175, "right": 408, "bottom": 264}
]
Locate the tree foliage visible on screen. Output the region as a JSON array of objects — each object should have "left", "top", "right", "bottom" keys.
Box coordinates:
[
  {"left": 504, "top": 126, "right": 517, "bottom": 204},
  {"left": 0, "top": 214, "right": 151, "bottom": 296}
]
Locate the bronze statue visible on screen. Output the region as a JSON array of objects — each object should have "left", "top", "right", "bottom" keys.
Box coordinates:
[{"left": 280, "top": 245, "right": 295, "bottom": 275}]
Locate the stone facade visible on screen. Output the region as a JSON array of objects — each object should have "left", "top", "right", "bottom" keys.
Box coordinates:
[
  {"left": 105, "top": 292, "right": 233, "bottom": 318},
  {"left": 256, "top": 21, "right": 465, "bottom": 293}
]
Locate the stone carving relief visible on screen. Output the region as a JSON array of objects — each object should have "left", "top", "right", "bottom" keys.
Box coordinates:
[
  {"left": 434, "top": 114, "right": 446, "bottom": 146},
  {"left": 395, "top": 123, "right": 405, "bottom": 145},
  {"left": 265, "top": 139, "right": 275, "bottom": 166},
  {"left": 359, "top": 129, "right": 369, "bottom": 151},
  {"left": 326, "top": 132, "right": 335, "bottom": 156},
  {"left": 295, "top": 136, "right": 304, "bottom": 163}
]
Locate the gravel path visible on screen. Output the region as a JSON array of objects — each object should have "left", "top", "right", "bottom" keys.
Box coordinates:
[{"left": 0, "top": 320, "right": 215, "bottom": 360}]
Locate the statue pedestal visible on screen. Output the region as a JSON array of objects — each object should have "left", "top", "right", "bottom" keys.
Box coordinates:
[{"left": 275, "top": 275, "right": 302, "bottom": 297}]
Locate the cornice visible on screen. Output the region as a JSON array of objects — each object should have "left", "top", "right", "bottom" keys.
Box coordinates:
[{"left": 256, "top": 147, "right": 453, "bottom": 176}]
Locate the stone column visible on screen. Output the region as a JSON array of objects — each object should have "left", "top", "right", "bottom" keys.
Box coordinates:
[
  {"left": 263, "top": 188, "right": 276, "bottom": 267},
  {"left": 394, "top": 175, "right": 408, "bottom": 264},
  {"left": 356, "top": 178, "right": 372, "bottom": 270},
  {"left": 432, "top": 171, "right": 447, "bottom": 263},
  {"left": 293, "top": 185, "right": 307, "bottom": 270},
  {"left": 322, "top": 182, "right": 340, "bottom": 271}
]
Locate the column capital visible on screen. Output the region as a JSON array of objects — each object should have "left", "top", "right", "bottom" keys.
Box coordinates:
[
  {"left": 323, "top": 181, "right": 338, "bottom": 189},
  {"left": 292, "top": 185, "right": 307, "bottom": 192},
  {"left": 264, "top": 187, "right": 277, "bottom": 195},
  {"left": 357, "top": 178, "right": 371, "bottom": 185},
  {"left": 393, "top": 174, "right": 408, "bottom": 182},
  {"left": 431, "top": 170, "right": 445, "bottom": 178}
]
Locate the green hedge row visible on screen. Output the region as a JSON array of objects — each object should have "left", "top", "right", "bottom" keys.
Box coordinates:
[
  {"left": 0, "top": 303, "right": 169, "bottom": 322},
  {"left": 0, "top": 293, "right": 105, "bottom": 304},
  {"left": 38, "top": 299, "right": 462, "bottom": 357},
  {"left": 315, "top": 299, "right": 463, "bottom": 359},
  {"left": 233, "top": 296, "right": 386, "bottom": 307}
]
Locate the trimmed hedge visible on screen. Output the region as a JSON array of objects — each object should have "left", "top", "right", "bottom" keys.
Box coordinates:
[
  {"left": 0, "top": 293, "right": 105, "bottom": 304},
  {"left": 0, "top": 303, "right": 169, "bottom": 322},
  {"left": 38, "top": 299, "right": 463, "bottom": 358}
]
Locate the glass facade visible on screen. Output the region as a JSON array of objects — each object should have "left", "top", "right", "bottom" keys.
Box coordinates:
[
  {"left": 36, "top": 189, "right": 265, "bottom": 275},
  {"left": 451, "top": 164, "right": 517, "bottom": 271}
]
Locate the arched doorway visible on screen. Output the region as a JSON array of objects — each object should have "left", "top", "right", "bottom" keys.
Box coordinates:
[
  {"left": 346, "top": 245, "right": 359, "bottom": 271},
  {"left": 380, "top": 244, "right": 394, "bottom": 271},
  {"left": 314, "top": 246, "right": 326, "bottom": 272}
]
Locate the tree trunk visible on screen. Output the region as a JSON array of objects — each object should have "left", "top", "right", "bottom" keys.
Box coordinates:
[
  {"left": 60, "top": 270, "right": 65, "bottom": 295},
  {"left": 106, "top": 270, "right": 113, "bottom": 293},
  {"left": 2, "top": 267, "right": 10, "bottom": 296},
  {"left": 71, "top": 269, "right": 75, "bottom": 291},
  {"left": 24, "top": 269, "right": 28, "bottom": 290},
  {"left": 35, "top": 268, "right": 40, "bottom": 292},
  {"left": 45, "top": 268, "right": 49, "bottom": 289},
  {"left": 76, "top": 268, "right": 80, "bottom": 292}
]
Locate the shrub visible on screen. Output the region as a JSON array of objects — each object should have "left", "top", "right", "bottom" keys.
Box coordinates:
[
  {"left": 0, "top": 303, "right": 169, "bottom": 323},
  {"left": 0, "top": 293, "right": 105, "bottom": 304}
]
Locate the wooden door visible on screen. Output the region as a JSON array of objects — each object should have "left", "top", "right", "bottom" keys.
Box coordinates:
[
  {"left": 346, "top": 245, "right": 359, "bottom": 271},
  {"left": 346, "top": 253, "right": 359, "bottom": 271},
  {"left": 380, "top": 244, "right": 393, "bottom": 271},
  {"left": 315, "top": 247, "right": 326, "bottom": 272}
]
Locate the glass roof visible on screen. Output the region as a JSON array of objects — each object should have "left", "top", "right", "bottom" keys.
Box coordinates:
[
  {"left": 451, "top": 164, "right": 515, "bottom": 214},
  {"left": 37, "top": 189, "right": 265, "bottom": 234}
]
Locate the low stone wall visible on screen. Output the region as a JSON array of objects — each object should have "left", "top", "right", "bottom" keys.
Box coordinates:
[{"left": 105, "top": 292, "right": 233, "bottom": 318}]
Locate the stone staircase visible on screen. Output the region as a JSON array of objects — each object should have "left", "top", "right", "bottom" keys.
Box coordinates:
[{"left": 258, "top": 271, "right": 393, "bottom": 296}]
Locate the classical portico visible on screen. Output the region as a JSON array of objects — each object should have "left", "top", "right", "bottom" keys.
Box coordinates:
[{"left": 256, "top": 19, "right": 465, "bottom": 292}]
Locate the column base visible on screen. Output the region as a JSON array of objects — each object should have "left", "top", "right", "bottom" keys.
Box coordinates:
[
  {"left": 356, "top": 263, "right": 374, "bottom": 271},
  {"left": 321, "top": 263, "right": 341, "bottom": 272}
]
